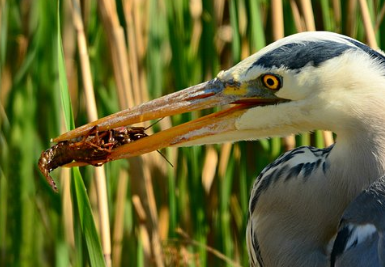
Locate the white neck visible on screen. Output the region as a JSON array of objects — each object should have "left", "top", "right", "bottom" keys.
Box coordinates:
[{"left": 328, "top": 126, "right": 385, "bottom": 203}]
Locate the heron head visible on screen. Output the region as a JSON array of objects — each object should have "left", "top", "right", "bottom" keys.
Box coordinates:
[{"left": 218, "top": 31, "right": 385, "bottom": 138}]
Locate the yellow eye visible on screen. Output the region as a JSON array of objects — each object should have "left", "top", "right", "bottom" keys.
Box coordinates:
[{"left": 262, "top": 74, "right": 281, "bottom": 90}]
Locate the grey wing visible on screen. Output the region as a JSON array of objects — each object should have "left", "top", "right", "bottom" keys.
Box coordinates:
[
  {"left": 330, "top": 176, "right": 385, "bottom": 267},
  {"left": 246, "top": 146, "right": 331, "bottom": 267}
]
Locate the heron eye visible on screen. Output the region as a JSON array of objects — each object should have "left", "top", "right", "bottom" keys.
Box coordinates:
[{"left": 262, "top": 74, "right": 281, "bottom": 90}]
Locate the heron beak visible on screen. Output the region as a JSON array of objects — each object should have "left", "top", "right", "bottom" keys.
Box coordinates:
[{"left": 54, "top": 77, "right": 285, "bottom": 161}]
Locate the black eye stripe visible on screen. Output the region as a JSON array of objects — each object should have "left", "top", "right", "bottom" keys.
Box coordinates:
[{"left": 250, "top": 41, "right": 353, "bottom": 71}]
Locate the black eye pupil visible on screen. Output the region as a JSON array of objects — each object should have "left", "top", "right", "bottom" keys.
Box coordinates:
[{"left": 267, "top": 78, "right": 275, "bottom": 86}]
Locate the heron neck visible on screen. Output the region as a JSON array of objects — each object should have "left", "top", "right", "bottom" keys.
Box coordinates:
[{"left": 328, "top": 128, "right": 385, "bottom": 201}]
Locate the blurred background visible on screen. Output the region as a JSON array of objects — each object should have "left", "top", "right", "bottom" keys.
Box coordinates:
[{"left": 1, "top": 0, "right": 385, "bottom": 266}]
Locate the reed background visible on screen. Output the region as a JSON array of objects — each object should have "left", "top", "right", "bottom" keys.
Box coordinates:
[{"left": 1, "top": 0, "right": 384, "bottom": 266}]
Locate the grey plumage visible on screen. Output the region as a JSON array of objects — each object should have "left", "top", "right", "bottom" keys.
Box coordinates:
[{"left": 331, "top": 175, "right": 385, "bottom": 267}]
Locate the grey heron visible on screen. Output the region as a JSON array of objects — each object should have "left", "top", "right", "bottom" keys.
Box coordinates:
[{"left": 49, "top": 31, "right": 385, "bottom": 266}]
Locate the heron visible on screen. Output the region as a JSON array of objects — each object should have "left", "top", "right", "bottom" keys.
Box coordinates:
[{"left": 48, "top": 31, "right": 385, "bottom": 266}]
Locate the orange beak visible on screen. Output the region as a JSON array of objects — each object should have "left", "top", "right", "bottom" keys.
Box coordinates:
[{"left": 53, "top": 77, "right": 285, "bottom": 164}]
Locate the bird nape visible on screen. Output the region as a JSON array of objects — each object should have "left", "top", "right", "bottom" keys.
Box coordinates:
[{"left": 43, "top": 31, "right": 385, "bottom": 267}]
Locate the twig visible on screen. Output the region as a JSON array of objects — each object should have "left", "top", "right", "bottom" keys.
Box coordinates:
[
  {"left": 112, "top": 170, "right": 128, "bottom": 267},
  {"left": 272, "top": 0, "right": 284, "bottom": 40},
  {"left": 358, "top": 0, "right": 378, "bottom": 49},
  {"left": 290, "top": 0, "right": 305, "bottom": 32},
  {"left": 300, "top": 0, "right": 316, "bottom": 31},
  {"left": 132, "top": 195, "right": 152, "bottom": 261},
  {"left": 346, "top": 0, "right": 357, "bottom": 37},
  {"left": 332, "top": 0, "right": 341, "bottom": 31}
]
